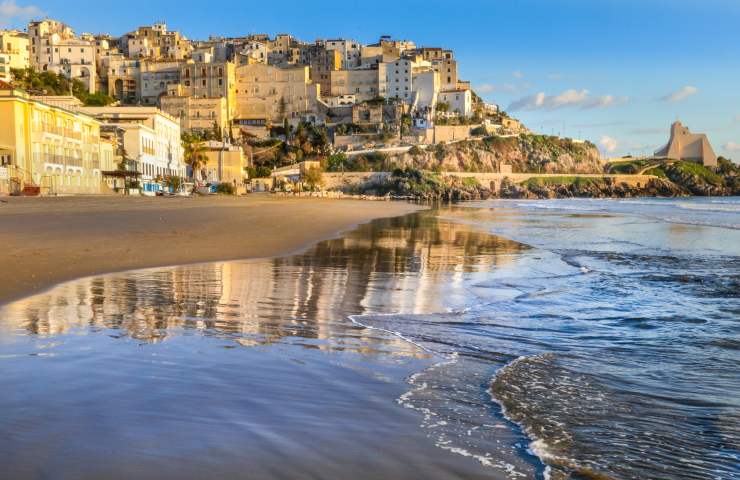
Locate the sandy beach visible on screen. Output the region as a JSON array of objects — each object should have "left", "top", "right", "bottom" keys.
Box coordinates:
[{"left": 0, "top": 195, "right": 424, "bottom": 305}]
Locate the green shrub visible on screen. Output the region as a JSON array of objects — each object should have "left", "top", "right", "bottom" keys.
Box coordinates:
[{"left": 215, "top": 183, "right": 236, "bottom": 195}]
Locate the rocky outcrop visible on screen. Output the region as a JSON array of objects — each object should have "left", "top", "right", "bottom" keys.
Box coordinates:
[
  {"left": 384, "top": 135, "right": 603, "bottom": 174},
  {"left": 661, "top": 163, "right": 740, "bottom": 196},
  {"left": 498, "top": 177, "right": 687, "bottom": 199}
]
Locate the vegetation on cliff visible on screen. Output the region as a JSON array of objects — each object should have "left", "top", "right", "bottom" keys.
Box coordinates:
[
  {"left": 10, "top": 68, "right": 116, "bottom": 106},
  {"left": 347, "top": 168, "right": 490, "bottom": 201},
  {"left": 370, "top": 134, "right": 603, "bottom": 174}
]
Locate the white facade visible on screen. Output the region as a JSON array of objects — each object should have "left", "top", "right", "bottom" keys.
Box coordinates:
[
  {"left": 412, "top": 69, "right": 439, "bottom": 110},
  {"left": 324, "top": 39, "right": 361, "bottom": 69},
  {"left": 438, "top": 89, "right": 473, "bottom": 118},
  {"left": 386, "top": 58, "right": 432, "bottom": 103},
  {"left": 79, "top": 107, "right": 185, "bottom": 190},
  {"left": 386, "top": 58, "right": 413, "bottom": 101}
]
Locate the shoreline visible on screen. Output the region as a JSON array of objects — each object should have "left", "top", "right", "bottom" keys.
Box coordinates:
[{"left": 0, "top": 195, "right": 425, "bottom": 307}]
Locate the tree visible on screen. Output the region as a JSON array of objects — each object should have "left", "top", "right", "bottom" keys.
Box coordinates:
[
  {"left": 325, "top": 153, "right": 348, "bottom": 172},
  {"left": 302, "top": 166, "right": 324, "bottom": 191},
  {"left": 184, "top": 140, "right": 208, "bottom": 182},
  {"left": 310, "top": 128, "right": 330, "bottom": 155}
]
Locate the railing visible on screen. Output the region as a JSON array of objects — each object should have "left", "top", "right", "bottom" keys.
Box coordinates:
[{"left": 34, "top": 153, "right": 84, "bottom": 167}]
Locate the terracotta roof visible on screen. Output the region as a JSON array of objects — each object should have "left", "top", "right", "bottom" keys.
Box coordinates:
[{"left": 0, "top": 80, "right": 15, "bottom": 90}]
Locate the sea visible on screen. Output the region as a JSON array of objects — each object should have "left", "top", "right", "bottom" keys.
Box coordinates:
[{"left": 0, "top": 196, "right": 738, "bottom": 479}]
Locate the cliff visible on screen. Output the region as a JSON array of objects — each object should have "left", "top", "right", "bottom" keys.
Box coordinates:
[{"left": 371, "top": 135, "right": 604, "bottom": 174}]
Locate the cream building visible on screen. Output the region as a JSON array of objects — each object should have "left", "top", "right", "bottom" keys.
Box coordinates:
[
  {"left": 79, "top": 106, "right": 185, "bottom": 192},
  {"left": 123, "top": 23, "right": 192, "bottom": 60},
  {"left": 104, "top": 55, "right": 140, "bottom": 103},
  {"left": 160, "top": 84, "right": 228, "bottom": 134},
  {"left": 139, "top": 59, "right": 182, "bottom": 105},
  {"left": 0, "top": 30, "right": 30, "bottom": 78},
  {"left": 27, "top": 19, "right": 97, "bottom": 92},
  {"left": 0, "top": 53, "right": 10, "bottom": 82},
  {"left": 329, "top": 64, "right": 387, "bottom": 102},
  {"left": 180, "top": 58, "right": 236, "bottom": 119},
  {"left": 199, "top": 140, "right": 247, "bottom": 189},
  {"left": 235, "top": 64, "right": 319, "bottom": 123},
  {"left": 0, "top": 81, "right": 108, "bottom": 195}
]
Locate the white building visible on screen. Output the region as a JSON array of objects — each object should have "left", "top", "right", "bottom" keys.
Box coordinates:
[
  {"left": 411, "top": 69, "right": 439, "bottom": 111},
  {"left": 27, "top": 19, "right": 97, "bottom": 92},
  {"left": 79, "top": 106, "right": 185, "bottom": 193},
  {"left": 438, "top": 89, "right": 473, "bottom": 118},
  {"left": 324, "top": 39, "right": 361, "bottom": 69},
  {"left": 386, "top": 57, "right": 432, "bottom": 103}
]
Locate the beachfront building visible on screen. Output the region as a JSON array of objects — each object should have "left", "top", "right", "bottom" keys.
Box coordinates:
[
  {"left": 199, "top": 141, "right": 247, "bottom": 190},
  {"left": 235, "top": 64, "right": 319, "bottom": 124},
  {"left": 654, "top": 121, "right": 718, "bottom": 167},
  {"left": 160, "top": 84, "right": 228, "bottom": 135},
  {"left": 79, "top": 106, "right": 185, "bottom": 194},
  {"left": 0, "top": 30, "right": 30, "bottom": 81},
  {"left": 27, "top": 19, "right": 97, "bottom": 92},
  {"left": 0, "top": 80, "right": 108, "bottom": 195}
]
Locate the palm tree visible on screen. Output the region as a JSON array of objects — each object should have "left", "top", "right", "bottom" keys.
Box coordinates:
[{"left": 184, "top": 140, "right": 207, "bottom": 184}]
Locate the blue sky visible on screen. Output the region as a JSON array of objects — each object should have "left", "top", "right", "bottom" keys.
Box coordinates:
[{"left": 2, "top": 0, "right": 739, "bottom": 159}]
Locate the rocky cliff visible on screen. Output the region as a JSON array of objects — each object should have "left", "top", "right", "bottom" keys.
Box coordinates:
[{"left": 379, "top": 135, "right": 603, "bottom": 174}]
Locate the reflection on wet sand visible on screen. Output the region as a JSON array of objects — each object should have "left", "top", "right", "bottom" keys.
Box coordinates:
[{"left": 1, "top": 212, "right": 526, "bottom": 351}]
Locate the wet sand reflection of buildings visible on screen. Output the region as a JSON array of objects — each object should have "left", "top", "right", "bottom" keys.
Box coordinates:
[{"left": 1, "top": 213, "right": 526, "bottom": 350}]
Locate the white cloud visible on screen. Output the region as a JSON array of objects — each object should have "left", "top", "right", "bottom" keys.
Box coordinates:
[
  {"left": 599, "top": 136, "right": 619, "bottom": 154},
  {"left": 723, "top": 142, "right": 740, "bottom": 152},
  {"left": 512, "top": 70, "right": 524, "bottom": 79},
  {"left": 507, "top": 89, "right": 628, "bottom": 111},
  {"left": 0, "top": 1, "right": 41, "bottom": 26},
  {"left": 475, "top": 83, "right": 496, "bottom": 94},
  {"left": 660, "top": 86, "right": 698, "bottom": 103}
]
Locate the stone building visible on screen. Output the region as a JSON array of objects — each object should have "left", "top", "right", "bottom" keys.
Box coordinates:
[
  {"left": 160, "top": 84, "right": 228, "bottom": 134},
  {"left": 235, "top": 64, "right": 319, "bottom": 123}
]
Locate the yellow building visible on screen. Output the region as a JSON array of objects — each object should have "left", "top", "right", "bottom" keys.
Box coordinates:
[
  {"left": 0, "top": 30, "right": 30, "bottom": 81},
  {"left": 0, "top": 80, "right": 107, "bottom": 195},
  {"left": 200, "top": 141, "right": 247, "bottom": 192}
]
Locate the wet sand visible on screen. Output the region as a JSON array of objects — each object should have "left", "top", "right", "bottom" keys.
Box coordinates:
[{"left": 0, "top": 195, "right": 424, "bottom": 305}]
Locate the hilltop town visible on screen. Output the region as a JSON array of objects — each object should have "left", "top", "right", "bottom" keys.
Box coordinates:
[{"left": 0, "top": 20, "right": 737, "bottom": 198}]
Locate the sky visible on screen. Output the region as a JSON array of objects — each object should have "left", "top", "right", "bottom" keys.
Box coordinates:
[{"left": 2, "top": 0, "right": 739, "bottom": 159}]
